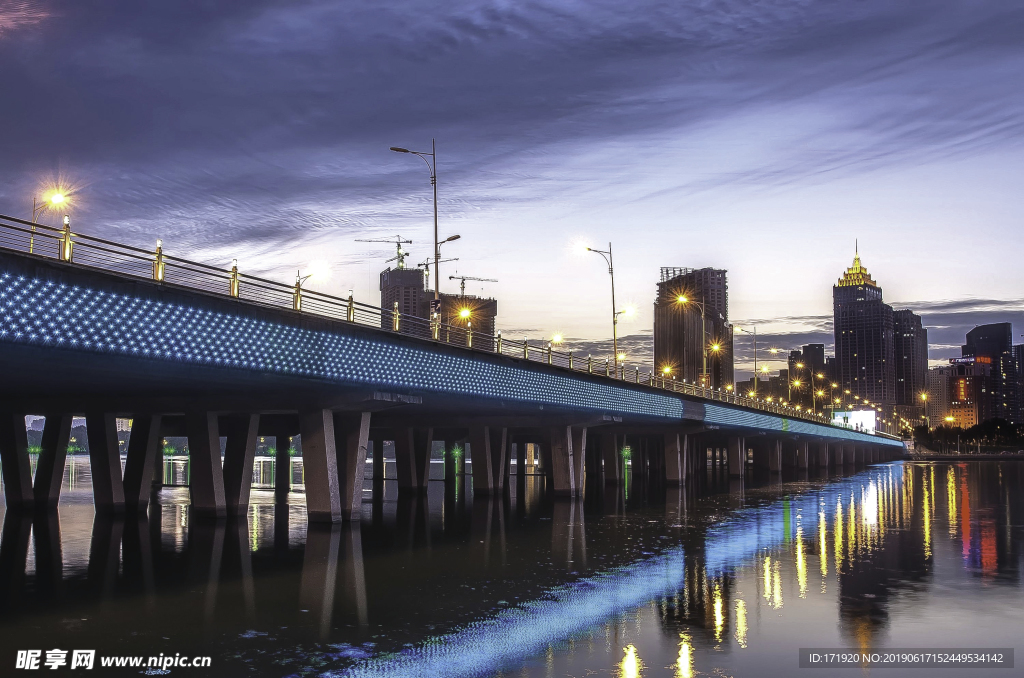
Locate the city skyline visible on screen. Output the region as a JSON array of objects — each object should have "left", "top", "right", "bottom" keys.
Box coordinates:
[{"left": 2, "top": 2, "right": 1023, "bottom": 380}]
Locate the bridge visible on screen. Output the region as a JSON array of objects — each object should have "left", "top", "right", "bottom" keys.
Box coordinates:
[{"left": 0, "top": 213, "right": 904, "bottom": 522}]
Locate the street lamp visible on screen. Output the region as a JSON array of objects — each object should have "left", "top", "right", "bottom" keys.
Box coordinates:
[
  {"left": 736, "top": 326, "right": 756, "bottom": 395},
  {"left": 676, "top": 295, "right": 710, "bottom": 387},
  {"left": 390, "top": 140, "right": 444, "bottom": 311},
  {"left": 585, "top": 243, "right": 621, "bottom": 367},
  {"left": 29, "top": 191, "right": 66, "bottom": 254}
]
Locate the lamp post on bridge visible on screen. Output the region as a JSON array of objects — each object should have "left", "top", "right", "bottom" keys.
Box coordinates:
[
  {"left": 585, "top": 242, "right": 634, "bottom": 376},
  {"left": 390, "top": 140, "right": 447, "bottom": 312}
]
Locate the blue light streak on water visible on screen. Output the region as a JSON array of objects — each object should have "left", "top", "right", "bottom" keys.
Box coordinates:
[{"left": 330, "top": 547, "right": 686, "bottom": 678}]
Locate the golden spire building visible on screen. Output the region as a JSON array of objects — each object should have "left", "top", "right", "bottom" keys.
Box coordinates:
[{"left": 833, "top": 247, "right": 897, "bottom": 406}]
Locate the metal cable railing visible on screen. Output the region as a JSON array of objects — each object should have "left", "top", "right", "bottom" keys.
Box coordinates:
[{"left": 0, "top": 212, "right": 897, "bottom": 435}]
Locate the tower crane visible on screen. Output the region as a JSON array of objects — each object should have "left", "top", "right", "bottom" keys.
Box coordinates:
[
  {"left": 418, "top": 256, "right": 458, "bottom": 292},
  {"left": 449, "top": 275, "right": 498, "bottom": 297},
  {"left": 355, "top": 235, "right": 412, "bottom": 269}
]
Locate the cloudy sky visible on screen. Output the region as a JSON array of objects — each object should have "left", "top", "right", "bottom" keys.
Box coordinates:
[{"left": 2, "top": 1, "right": 1022, "bottom": 376}]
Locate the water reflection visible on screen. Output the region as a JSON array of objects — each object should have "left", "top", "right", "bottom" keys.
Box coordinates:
[{"left": 0, "top": 460, "right": 1022, "bottom": 677}]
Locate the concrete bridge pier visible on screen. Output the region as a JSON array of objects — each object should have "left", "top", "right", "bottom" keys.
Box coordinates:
[
  {"left": 122, "top": 414, "right": 162, "bottom": 512},
  {"left": 602, "top": 433, "right": 624, "bottom": 486},
  {"left": 796, "top": 441, "right": 810, "bottom": 469},
  {"left": 664, "top": 431, "right": 688, "bottom": 485},
  {"left": 394, "top": 427, "right": 432, "bottom": 493},
  {"left": 843, "top": 444, "right": 855, "bottom": 467},
  {"left": 548, "top": 426, "right": 586, "bottom": 497},
  {"left": 727, "top": 435, "right": 745, "bottom": 477},
  {"left": 33, "top": 413, "right": 73, "bottom": 509},
  {"left": 832, "top": 443, "right": 844, "bottom": 467},
  {"left": 86, "top": 412, "right": 127, "bottom": 514},
  {"left": 470, "top": 426, "right": 508, "bottom": 496},
  {"left": 299, "top": 409, "right": 343, "bottom": 522},
  {"left": 0, "top": 411, "right": 34, "bottom": 510},
  {"left": 221, "top": 414, "right": 260, "bottom": 515},
  {"left": 817, "top": 442, "right": 829, "bottom": 468},
  {"left": 337, "top": 412, "right": 372, "bottom": 522},
  {"left": 185, "top": 411, "right": 226, "bottom": 518},
  {"left": 769, "top": 439, "right": 783, "bottom": 472}
]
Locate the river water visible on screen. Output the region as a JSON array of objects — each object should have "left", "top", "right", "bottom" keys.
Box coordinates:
[{"left": 1, "top": 459, "right": 1021, "bottom": 677}]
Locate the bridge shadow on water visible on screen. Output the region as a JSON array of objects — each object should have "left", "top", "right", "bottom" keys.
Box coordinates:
[{"left": 2, "top": 460, "right": 1023, "bottom": 677}]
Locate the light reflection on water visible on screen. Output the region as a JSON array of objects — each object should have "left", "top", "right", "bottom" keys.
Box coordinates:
[{"left": 1, "top": 460, "right": 1022, "bottom": 677}]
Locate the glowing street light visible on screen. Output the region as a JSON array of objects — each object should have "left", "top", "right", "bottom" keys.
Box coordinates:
[
  {"left": 29, "top": 191, "right": 67, "bottom": 254},
  {"left": 584, "top": 242, "right": 624, "bottom": 370},
  {"left": 676, "top": 294, "right": 710, "bottom": 387}
]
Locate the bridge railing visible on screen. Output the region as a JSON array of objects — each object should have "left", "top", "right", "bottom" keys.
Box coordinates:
[{"left": 0, "top": 213, "right": 899, "bottom": 434}]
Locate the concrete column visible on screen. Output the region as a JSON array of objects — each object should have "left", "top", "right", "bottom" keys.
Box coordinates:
[
  {"left": 336, "top": 412, "right": 372, "bottom": 522},
  {"left": 185, "top": 411, "right": 226, "bottom": 518},
  {"left": 603, "top": 433, "right": 623, "bottom": 485},
  {"left": 273, "top": 432, "right": 292, "bottom": 497},
  {"left": 817, "top": 442, "right": 829, "bottom": 467},
  {"left": 470, "top": 426, "right": 508, "bottom": 496},
  {"left": 394, "top": 427, "right": 431, "bottom": 493},
  {"left": 85, "top": 412, "right": 126, "bottom": 513},
  {"left": 769, "top": 439, "right": 782, "bottom": 472},
  {"left": 369, "top": 437, "right": 385, "bottom": 480},
  {"left": 833, "top": 444, "right": 844, "bottom": 467},
  {"left": 548, "top": 426, "right": 586, "bottom": 497},
  {"left": 300, "top": 409, "right": 343, "bottom": 523},
  {"left": 222, "top": 414, "right": 260, "bottom": 515},
  {"left": 0, "top": 412, "right": 33, "bottom": 510},
  {"left": 727, "top": 435, "right": 745, "bottom": 476},
  {"left": 664, "top": 432, "right": 684, "bottom": 485},
  {"left": 796, "top": 441, "right": 809, "bottom": 469},
  {"left": 123, "top": 414, "right": 162, "bottom": 512},
  {"left": 33, "top": 414, "right": 73, "bottom": 509}
]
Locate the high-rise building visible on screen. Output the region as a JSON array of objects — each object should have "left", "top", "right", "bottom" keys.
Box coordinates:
[
  {"left": 833, "top": 250, "right": 895, "bottom": 405},
  {"left": 1015, "top": 344, "right": 1024, "bottom": 423},
  {"left": 947, "top": 356, "right": 994, "bottom": 428},
  {"left": 654, "top": 267, "right": 733, "bottom": 389},
  {"left": 962, "top": 323, "right": 1019, "bottom": 424},
  {"left": 380, "top": 266, "right": 430, "bottom": 337},
  {"left": 926, "top": 365, "right": 955, "bottom": 427},
  {"left": 893, "top": 309, "right": 928, "bottom": 408}
]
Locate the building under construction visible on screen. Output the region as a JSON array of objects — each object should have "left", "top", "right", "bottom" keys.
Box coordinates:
[
  {"left": 653, "top": 267, "right": 734, "bottom": 389},
  {"left": 379, "top": 265, "right": 498, "bottom": 350}
]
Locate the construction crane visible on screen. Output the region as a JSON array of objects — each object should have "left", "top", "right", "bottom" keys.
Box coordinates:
[
  {"left": 449, "top": 275, "right": 498, "bottom": 297},
  {"left": 418, "top": 256, "right": 458, "bottom": 292},
  {"left": 355, "top": 235, "right": 412, "bottom": 269}
]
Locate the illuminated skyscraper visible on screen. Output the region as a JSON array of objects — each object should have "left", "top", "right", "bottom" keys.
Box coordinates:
[{"left": 832, "top": 249, "right": 895, "bottom": 405}]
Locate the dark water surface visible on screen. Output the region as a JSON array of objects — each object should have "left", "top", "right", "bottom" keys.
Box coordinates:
[{"left": 1, "top": 460, "right": 1022, "bottom": 677}]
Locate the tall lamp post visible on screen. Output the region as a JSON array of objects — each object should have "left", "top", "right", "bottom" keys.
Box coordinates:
[
  {"left": 676, "top": 295, "right": 709, "bottom": 387},
  {"left": 736, "top": 326, "right": 756, "bottom": 395},
  {"left": 390, "top": 140, "right": 442, "bottom": 312},
  {"left": 585, "top": 243, "right": 621, "bottom": 367}
]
